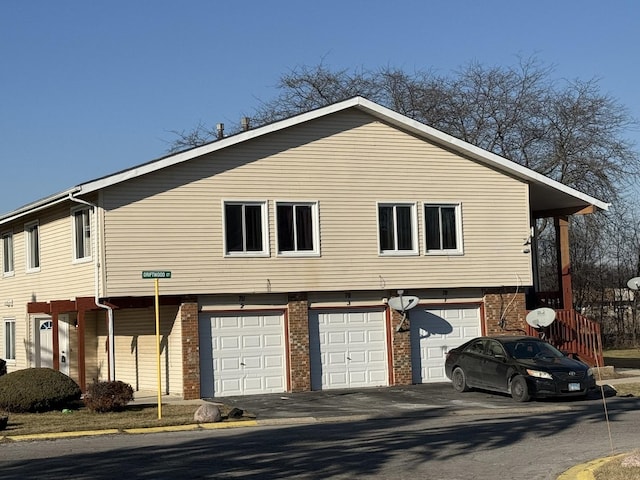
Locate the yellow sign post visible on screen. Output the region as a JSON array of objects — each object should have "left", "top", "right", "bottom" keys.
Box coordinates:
[{"left": 142, "top": 270, "right": 172, "bottom": 419}]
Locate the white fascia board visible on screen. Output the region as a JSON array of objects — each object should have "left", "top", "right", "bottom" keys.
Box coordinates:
[
  {"left": 353, "top": 97, "right": 610, "bottom": 211},
  {"left": 78, "top": 98, "right": 365, "bottom": 196},
  {"left": 8, "top": 96, "right": 607, "bottom": 217},
  {"left": 0, "top": 188, "right": 80, "bottom": 225}
]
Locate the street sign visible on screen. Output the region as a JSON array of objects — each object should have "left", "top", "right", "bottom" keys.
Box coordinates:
[
  {"left": 141, "top": 269, "right": 172, "bottom": 419},
  {"left": 142, "top": 271, "right": 172, "bottom": 279}
]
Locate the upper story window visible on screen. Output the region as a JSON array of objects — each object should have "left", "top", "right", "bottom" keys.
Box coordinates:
[
  {"left": 4, "top": 318, "right": 16, "bottom": 362},
  {"left": 276, "top": 202, "right": 319, "bottom": 256},
  {"left": 24, "top": 221, "right": 40, "bottom": 272},
  {"left": 2, "top": 232, "right": 14, "bottom": 276},
  {"left": 223, "top": 201, "right": 269, "bottom": 256},
  {"left": 72, "top": 207, "right": 92, "bottom": 261},
  {"left": 424, "top": 203, "right": 463, "bottom": 254},
  {"left": 377, "top": 203, "right": 418, "bottom": 255}
]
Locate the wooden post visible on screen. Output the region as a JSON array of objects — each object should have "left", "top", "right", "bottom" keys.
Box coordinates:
[{"left": 554, "top": 215, "right": 573, "bottom": 309}]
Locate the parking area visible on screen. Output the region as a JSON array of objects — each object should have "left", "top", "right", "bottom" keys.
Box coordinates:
[{"left": 218, "top": 382, "right": 592, "bottom": 422}]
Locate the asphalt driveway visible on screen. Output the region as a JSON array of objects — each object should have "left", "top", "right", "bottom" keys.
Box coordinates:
[{"left": 218, "top": 382, "right": 598, "bottom": 422}]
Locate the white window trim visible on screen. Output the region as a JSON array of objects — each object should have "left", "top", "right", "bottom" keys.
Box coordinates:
[
  {"left": 71, "top": 206, "right": 93, "bottom": 264},
  {"left": 274, "top": 200, "right": 321, "bottom": 257},
  {"left": 4, "top": 318, "right": 16, "bottom": 363},
  {"left": 376, "top": 201, "right": 419, "bottom": 256},
  {"left": 1, "top": 230, "right": 14, "bottom": 277},
  {"left": 423, "top": 201, "right": 464, "bottom": 255},
  {"left": 222, "top": 200, "right": 270, "bottom": 257},
  {"left": 24, "top": 220, "right": 41, "bottom": 273}
]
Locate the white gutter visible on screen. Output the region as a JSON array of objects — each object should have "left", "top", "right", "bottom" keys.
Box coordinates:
[{"left": 67, "top": 193, "right": 116, "bottom": 381}]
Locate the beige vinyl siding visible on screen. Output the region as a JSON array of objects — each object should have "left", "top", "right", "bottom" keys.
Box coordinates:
[
  {"left": 0, "top": 202, "right": 96, "bottom": 303},
  {"left": 0, "top": 199, "right": 98, "bottom": 372},
  {"left": 101, "top": 109, "right": 532, "bottom": 297},
  {"left": 96, "top": 306, "right": 181, "bottom": 393},
  {"left": 84, "top": 310, "right": 101, "bottom": 385}
]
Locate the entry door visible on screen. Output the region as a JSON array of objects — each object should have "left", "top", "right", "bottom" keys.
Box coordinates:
[
  {"left": 36, "top": 316, "right": 70, "bottom": 374},
  {"left": 37, "top": 319, "right": 53, "bottom": 368},
  {"left": 58, "top": 315, "right": 70, "bottom": 376}
]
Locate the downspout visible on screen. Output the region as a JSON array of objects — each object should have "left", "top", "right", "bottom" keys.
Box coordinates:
[{"left": 68, "top": 193, "right": 116, "bottom": 381}]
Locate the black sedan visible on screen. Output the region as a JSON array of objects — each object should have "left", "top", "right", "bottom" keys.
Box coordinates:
[{"left": 444, "top": 335, "right": 596, "bottom": 402}]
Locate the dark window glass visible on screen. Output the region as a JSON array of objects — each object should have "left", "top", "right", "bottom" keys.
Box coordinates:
[
  {"left": 296, "top": 205, "right": 313, "bottom": 251},
  {"left": 278, "top": 204, "right": 314, "bottom": 252},
  {"left": 425, "top": 206, "right": 441, "bottom": 250},
  {"left": 277, "top": 205, "right": 295, "bottom": 252},
  {"left": 441, "top": 207, "right": 457, "bottom": 249},
  {"left": 396, "top": 206, "right": 413, "bottom": 250},
  {"left": 244, "top": 205, "right": 263, "bottom": 252},
  {"left": 225, "top": 204, "right": 243, "bottom": 252},
  {"left": 225, "top": 204, "right": 264, "bottom": 253},
  {"left": 426, "top": 205, "right": 458, "bottom": 251},
  {"left": 378, "top": 205, "right": 395, "bottom": 251}
]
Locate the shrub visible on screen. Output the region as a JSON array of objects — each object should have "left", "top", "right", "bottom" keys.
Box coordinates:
[
  {"left": 0, "top": 359, "right": 6, "bottom": 377},
  {"left": 0, "top": 368, "right": 82, "bottom": 413},
  {"left": 84, "top": 380, "right": 134, "bottom": 412}
]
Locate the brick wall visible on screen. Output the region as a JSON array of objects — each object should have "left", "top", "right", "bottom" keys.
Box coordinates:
[
  {"left": 391, "top": 309, "right": 412, "bottom": 385},
  {"left": 287, "top": 293, "right": 311, "bottom": 392},
  {"left": 483, "top": 288, "right": 527, "bottom": 336},
  {"left": 180, "top": 302, "right": 201, "bottom": 400}
]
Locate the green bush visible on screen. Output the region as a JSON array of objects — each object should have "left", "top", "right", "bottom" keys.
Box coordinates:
[
  {"left": 0, "top": 368, "right": 82, "bottom": 413},
  {"left": 84, "top": 380, "right": 134, "bottom": 412}
]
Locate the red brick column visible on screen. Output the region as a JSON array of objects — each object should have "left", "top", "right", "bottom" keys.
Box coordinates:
[
  {"left": 180, "top": 301, "right": 201, "bottom": 400},
  {"left": 288, "top": 293, "right": 311, "bottom": 392},
  {"left": 483, "top": 288, "right": 527, "bottom": 336},
  {"left": 391, "top": 309, "right": 412, "bottom": 385}
]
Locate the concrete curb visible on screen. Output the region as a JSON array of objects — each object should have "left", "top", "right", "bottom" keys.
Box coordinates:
[
  {"left": 1, "top": 420, "right": 260, "bottom": 442},
  {"left": 557, "top": 454, "right": 627, "bottom": 480}
]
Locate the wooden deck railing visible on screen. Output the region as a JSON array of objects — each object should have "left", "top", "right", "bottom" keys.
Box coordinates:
[{"left": 525, "top": 309, "right": 603, "bottom": 367}]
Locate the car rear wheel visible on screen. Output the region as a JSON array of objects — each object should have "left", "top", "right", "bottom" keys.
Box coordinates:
[
  {"left": 511, "top": 375, "right": 531, "bottom": 402},
  {"left": 451, "top": 367, "right": 470, "bottom": 392}
]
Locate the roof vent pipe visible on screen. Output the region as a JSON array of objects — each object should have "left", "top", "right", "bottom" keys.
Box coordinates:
[
  {"left": 241, "top": 117, "right": 250, "bottom": 131},
  {"left": 216, "top": 123, "right": 224, "bottom": 139}
]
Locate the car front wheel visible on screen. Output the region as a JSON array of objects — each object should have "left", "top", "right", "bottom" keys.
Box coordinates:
[
  {"left": 511, "top": 375, "right": 531, "bottom": 402},
  {"left": 451, "top": 367, "right": 470, "bottom": 393}
]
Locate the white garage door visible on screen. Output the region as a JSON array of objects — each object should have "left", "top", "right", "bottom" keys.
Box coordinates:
[
  {"left": 411, "top": 305, "right": 481, "bottom": 383},
  {"left": 309, "top": 309, "right": 388, "bottom": 390},
  {"left": 202, "top": 312, "right": 286, "bottom": 397}
]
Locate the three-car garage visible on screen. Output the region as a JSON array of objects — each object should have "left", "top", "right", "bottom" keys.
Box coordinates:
[{"left": 199, "top": 304, "right": 482, "bottom": 397}]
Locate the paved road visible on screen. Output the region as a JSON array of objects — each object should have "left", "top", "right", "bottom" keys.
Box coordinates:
[{"left": 1, "top": 383, "right": 636, "bottom": 479}]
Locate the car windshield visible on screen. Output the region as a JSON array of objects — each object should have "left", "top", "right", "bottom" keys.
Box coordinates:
[{"left": 504, "top": 340, "right": 565, "bottom": 360}]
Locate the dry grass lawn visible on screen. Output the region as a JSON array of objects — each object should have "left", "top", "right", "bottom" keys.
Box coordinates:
[
  {"left": 0, "top": 403, "right": 250, "bottom": 439},
  {"left": 595, "top": 451, "right": 640, "bottom": 480}
]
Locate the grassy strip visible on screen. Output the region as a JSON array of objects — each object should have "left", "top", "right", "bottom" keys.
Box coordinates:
[{"left": 1, "top": 403, "right": 249, "bottom": 438}]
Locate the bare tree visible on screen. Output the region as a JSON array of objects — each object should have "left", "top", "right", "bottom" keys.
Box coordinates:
[{"left": 167, "top": 58, "right": 640, "bottom": 342}]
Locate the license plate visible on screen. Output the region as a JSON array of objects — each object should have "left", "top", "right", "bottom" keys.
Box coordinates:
[{"left": 568, "top": 382, "right": 581, "bottom": 392}]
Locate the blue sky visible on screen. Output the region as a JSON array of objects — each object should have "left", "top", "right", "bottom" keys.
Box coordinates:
[{"left": 1, "top": 0, "right": 638, "bottom": 213}]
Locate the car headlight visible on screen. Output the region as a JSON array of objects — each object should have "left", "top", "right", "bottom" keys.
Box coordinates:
[
  {"left": 526, "top": 369, "right": 553, "bottom": 379},
  {"left": 586, "top": 368, "right": 594, "bottom": 377}
]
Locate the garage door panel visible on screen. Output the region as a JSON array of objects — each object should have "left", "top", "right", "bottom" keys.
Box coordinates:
[
  {"left": 220, "top": 317, "right": 240, "bottom": 328},
  {"left": 411, "top": 306, "right": 481, "bottom": 384},
  {"left": 328, "top": 332, "right": 346, "bottom": 344},
  {"left": 201, "top": 312, "right": 286, "bottom": 397},
  {"left": 348, "top": 331, "right": 366, "bottom": 343},
  {"left": 220, "top": 336, "right": 240, "bottom": 349},
  {"left": 310, "top": 309, "right": 388, "bottom": 390}
]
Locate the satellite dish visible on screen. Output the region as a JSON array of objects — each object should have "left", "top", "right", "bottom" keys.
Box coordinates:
[
  {"left": 388, "top": 295, "right": 419, "bottom": 312},
  {"left": 526, "top": 307, "right": 556, "bottom": 329},
  {"left": 627, "top": 277, "right": 640, "bottom": 291}
]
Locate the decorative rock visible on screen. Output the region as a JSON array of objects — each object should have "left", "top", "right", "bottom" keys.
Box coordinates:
[
  {"left": 194, "top": 403, "right": 221, "bottom": 423},
  {"left": 227, "top": 407, "right": 244, "bottom": 419}
]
